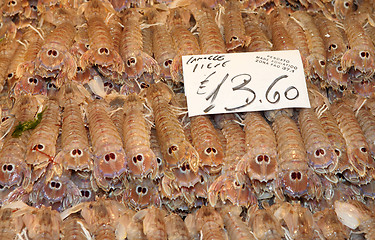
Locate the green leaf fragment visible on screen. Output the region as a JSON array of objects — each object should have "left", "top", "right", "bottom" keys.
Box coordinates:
[{"left": 12, "top": 107, "right": 47, "bottom": 138}]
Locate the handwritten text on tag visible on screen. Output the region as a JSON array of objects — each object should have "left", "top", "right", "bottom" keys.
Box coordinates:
[{"left": 182, "top": 50, "right": 310, "bottom": 117}]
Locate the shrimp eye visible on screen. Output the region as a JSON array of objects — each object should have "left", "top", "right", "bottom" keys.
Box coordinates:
[
  {"left": 127, "top": 57, "right": 137, "bottom": 67},
  {"left": 314, "top": 148, "right": 326, "bottom": 157},
  {"left": 108, "top": 152, "right": 116, "bottom": 160},
  {"left": 71, "top": 149, "right": 83, "bottom": 157},
  {"left": 168, "top": 145, "right": 178, "bottom": 155},
  {"left": 334, "top": 149, "right": 341, "bottom": 157},
  {"left": 360, "top": 147, "right": 367, "bottom": 153},
  {"left": 290, "top": 172, "right": 302, "bottom": 180},
  {"left": 85, "top": 190, "right": 91, "bottom": 198},
  {"left": 360, "top": 51, "right": 370, "bottom": 59},
  {"left": 47, "top": 49, "right": 58, "bottom": 57},
  {"left": 47, "top": 82, "right": 57, "bottom": 90},
  {"left": 8, "top": 0, "right": 17, "bottom": 6},
  {"left": 50, "top": 181, "right": 61, "bottom": 189},
  {"left": 80, "top": 190, "right": 91, "bottom": 198},
  {"left": 205, "top": 147, "right": 218, "bottom": 155},
  {"left": 344, "top": 1, "right": 350, "bottom": 8},
  {"left": 2, "top": 164, "right": 14, "bottom": 173},
  {"left": 256, "top": 155, "right": 264, "bottom": 163},
  {"left": 180, "top": 165, "right": 186, "bottom": 172},
  {"left": 7, "top": 73, "right": 13, "bottom": 79},
  {"left": 156, "top": 157, "right": 162, "bottom": 165},
  {"left": 98, "top": 47, "right": 109, "bottom": 55},
  {"left": 163, "top": 59, "right": 173, "bottom": 68},
  {"left": 264, "top": 155, "right": 269, "bottom": 163},
  {"left": 33, "top": 144, "right": 45, "bottom": 151},
  {"left": 7, "top": 165, "right": 13, "bottom": 171},
  {"left": 133, "top": 154, "right": 143, "bottom": 163},
  {"left": 200, "top": 175, "right": 205, "bottom": 183},
  {"left": 1, "top": 117, "right": 9, "bottom": 122},
  {"left": 31, "top": 5, "right": 37, "bottom": 10},
  {"left": 77, "top": 149, "right": 83, "bottom": 156},
  {"left": 319, "top": 60, "right": 326, "bottom": 66},
  {"left": 136, "top": 186, "right": 142, "bottom": 193},
  {"left": 230, "top": 36, "right": 238, "bottom": 42},
  {"left": 290, "top": 171, "right": 302, "bottom": 180},
  {"left": 328, "top": 44, "right": 337, "bottom": 51},
  {"left": 234, "top": 181, "right": 240, "bottom": 187},
  {"left": 297, "top": 172, "right": 302, "bottom": 180},
  {"left": 140, "top": 82, "right": 149, "bottom": 88},
  {"left": 142, "top": 187, "right": 147, "bottom": 194}
]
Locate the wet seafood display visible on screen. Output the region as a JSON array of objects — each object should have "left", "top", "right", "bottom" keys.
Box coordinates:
[{"left": 1, "top": 0, "right": 375, "bottom": 238}]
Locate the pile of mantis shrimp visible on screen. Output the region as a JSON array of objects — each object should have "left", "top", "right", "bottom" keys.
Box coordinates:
[{"left": 0, "top": 0, "right": 375, "bottom": 239}]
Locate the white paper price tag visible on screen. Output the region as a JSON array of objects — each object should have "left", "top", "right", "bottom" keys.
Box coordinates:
[{"left": 182, "top": 50, "right": 310, "bottom": 117}]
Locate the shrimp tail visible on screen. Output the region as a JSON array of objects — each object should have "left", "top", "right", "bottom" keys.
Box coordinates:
[
  {"left": 348, "top": 148, "right": 369, "bottom": 177},
  {"left": 307, "top": 53, "right": 326, "bottom": 79},
  {"left": 124, "top": 50, "right": 160, "bottom": 79},
  {"left": 54, "top": 148, "right": 92, "bottom": 172},
  {"left": 170, "top": 55, "right": 183, "bottom": 83},
  {"left": 80, "top": 47, "right": 124, "bottom": 74},
  {"left": 341, "top": 48, "right": 375, "bottom": 74}
]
